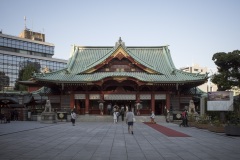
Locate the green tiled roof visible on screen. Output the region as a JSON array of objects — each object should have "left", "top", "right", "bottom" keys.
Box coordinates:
[
  {"left": 33, "top": 40, "right": 208, "bottom": 83},
  {"left": 34, "top": 71, "right": 206, "bottom": 83},
  {"left": 67, "top": 47, "right": 114, "bottom": 74},
  {"left": 66, "top": 45, "right": 175, "bottom": 75}
]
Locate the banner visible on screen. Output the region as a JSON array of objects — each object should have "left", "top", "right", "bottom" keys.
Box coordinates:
[{"left": 207, "top": 91, "right": 233, "bottom": 111}]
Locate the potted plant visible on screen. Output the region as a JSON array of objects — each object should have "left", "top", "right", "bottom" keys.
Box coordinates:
[
  {"left": 225, "top": 98, "right": 240, "bottom": 136},
  {"left": 225, "top": 112, "right": 240, "bottom": 136}
]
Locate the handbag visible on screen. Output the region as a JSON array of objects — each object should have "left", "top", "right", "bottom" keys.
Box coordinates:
[{"left": 133, "top": 117, "right": 136, "bottom": 122}]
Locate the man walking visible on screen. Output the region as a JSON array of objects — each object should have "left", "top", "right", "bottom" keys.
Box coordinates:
[{"left": 126, "top": 108, "right": 135, "bottom": 134}]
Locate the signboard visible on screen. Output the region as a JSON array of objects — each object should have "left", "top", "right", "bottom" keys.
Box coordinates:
[
  {"left": 104, "top": 94, "right": 136, "bottom": 100},
  {"left": 89, "top": 94, "right": 100, "bottom": 100},
  {"left": 74, "top": 94, "right": 86, "bottom": 100},
  {"left": 207, "top": 91, "right": 233, "bottom": 111},
  {"left": 155, "top": 94, "right": 166, "bottom": 100}
]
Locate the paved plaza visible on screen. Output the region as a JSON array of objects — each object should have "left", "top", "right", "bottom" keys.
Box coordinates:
[{"left": 0, "top": 120, "right": 240, "bottom": 160}]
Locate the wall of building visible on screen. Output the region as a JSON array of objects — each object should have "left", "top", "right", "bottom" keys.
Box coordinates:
[
  {"left": 0, "top": 30, "right": 67, "bottom": 90},
  {"left": 180, "top": 64, "right": 218, "bottom": 92}
]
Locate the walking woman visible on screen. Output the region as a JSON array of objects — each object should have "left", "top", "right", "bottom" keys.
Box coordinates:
[
  {"left": 126, "top": 108, "right": 135, "bottom": 134},
  {"left": 113, "top": 111, "right": 117, "bottom": 124},
  {"left": 150, "top": 111, "right": 155, "bottom": 123},
  {"left": 71, "top": 110, "right": 77, "bottom": 126}
]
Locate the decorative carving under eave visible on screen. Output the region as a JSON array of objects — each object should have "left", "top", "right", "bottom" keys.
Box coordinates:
[
  {"left": 94, "top": 81, "right": 103, "bottom": 86},
  {"left": 115, "top": 52, "right": 125, "bottom": 60},
  {"left": 113, "top": 77, "right": 127, "bottom": 82},
  {"left": 115, "top": 86, "right": 126, "bottom": 92}
]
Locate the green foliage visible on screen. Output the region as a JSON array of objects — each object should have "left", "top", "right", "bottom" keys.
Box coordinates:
[
  {"left": 14, "top": 63, "right": 39, "bottom": 91},
  {"left": 206, "top": 110, "right": 219, "bottom": 119},
  {"left": 211, "top": 116, "right": 224, "bottom": 127},
  {"left": 227, "top": 112, "right": 240, "bottom": 126},
  {"left": 0, "top": 71, "right": 10, "bottom": 90},
  {"left": 226, "top": 98, "right": 240, "bottom": 126},
  {"left": 188, "top": 114, "right": 196, "bottom": 122},
  {"left": 212, "top": 50, "right": 240, "bottom": 91},
  {"left": 197, "top": 114, "right": 211, "bottom": 124}
]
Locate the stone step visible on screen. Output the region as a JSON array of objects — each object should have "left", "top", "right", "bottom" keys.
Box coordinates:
[{"left": 75, "top": 115, "right": 167, "bottom": 123}]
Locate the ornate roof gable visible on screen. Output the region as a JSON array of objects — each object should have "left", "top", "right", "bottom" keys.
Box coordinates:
[
  {"left": 84, "top": 38, "right": 159, "bottom": 74},
  {"left": 67, "top": 38, "right": 161, "bottom": 75}
]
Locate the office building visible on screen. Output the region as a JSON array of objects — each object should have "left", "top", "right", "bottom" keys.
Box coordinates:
[{"left": 0, "top": 29, "right": 67, "bottom": 91}]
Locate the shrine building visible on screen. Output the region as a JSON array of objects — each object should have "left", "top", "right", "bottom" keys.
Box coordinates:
[{"left": 26, "top": 38, "right": 208, "bottom": 115}]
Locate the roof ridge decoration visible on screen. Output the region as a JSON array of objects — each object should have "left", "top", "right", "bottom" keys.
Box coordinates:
[
  {"left": 162, "top": 46, "right": 176, "bottom": 74},
  {"left": 66, "top": 45, "right": 79, "bottom": 72},
  {"left": 115, "top": 37, "right": 126, "bottom": 49}
]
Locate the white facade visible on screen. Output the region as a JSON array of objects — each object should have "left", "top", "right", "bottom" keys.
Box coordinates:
[{"left": 180, "top": 64, "right": 218, "bottom": 92}]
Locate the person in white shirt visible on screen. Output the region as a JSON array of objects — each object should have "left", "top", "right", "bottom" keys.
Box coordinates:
[
  {"left": 113, "top": 111, "right": 117, "bottom": 124},
  {"left": 150, "top": 111, "right": 155, "bottom": 123},
  {"left": 126, "top": 109, "right": 135, "bottom": 134},
  {"left": 71, "top": 111, "right": 77, "bottom": 126}
]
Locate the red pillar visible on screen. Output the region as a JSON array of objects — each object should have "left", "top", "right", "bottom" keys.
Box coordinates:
[
  {"left": 151, "top": 93, "right": 155, "bottom": 112},
  {"left": 166, "top": 93, "right": 170, "bottom": 110},
  {"left": 70, "top": 91, "right": 75, "bottom": 110},
  {"left": 136, "top": 93, "right": 140, "bottom": 103},
  {"left": 85, "top": 94, "right": 89, "bottom": 114},
  {"left": 100, "top": 93, "right": 104, "bottom": 115}
]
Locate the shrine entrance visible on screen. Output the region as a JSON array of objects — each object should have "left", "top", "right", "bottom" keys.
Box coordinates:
[
  {"left": 104, "top": 100, "right": 134, "bottom": 115},
  {"left": 155, "top": 100, "right": 166, "bottom": 115}
]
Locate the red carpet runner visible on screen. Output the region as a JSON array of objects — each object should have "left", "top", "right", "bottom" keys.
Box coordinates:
[{"left": 143, "top": 122, "right": 191, "bottom": 137}]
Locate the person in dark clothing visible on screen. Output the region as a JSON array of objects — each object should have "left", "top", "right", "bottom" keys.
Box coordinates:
[
  {"left": 107, "top": 103, "right": 112, "bottom": 115},
  {"left": 11, "top": 110, "right": 14, "bottom": 120},
  {"left": 185, "top": 109, "right": 189, "bottom": 127},
  {"left": 14, "top": 110, "right": 18, "bottom": 121},
  {"left": 120, "top": 106, "right": 125, "bottom": 121},
  {"left": 179, "top": 110, "right": 187, "bottom": 127}
]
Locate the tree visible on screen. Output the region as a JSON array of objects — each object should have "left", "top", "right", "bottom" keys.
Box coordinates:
[
  {"left": 0, "top": 71, "right": 10, "bottom": 91},
  {"left": 15, "top": 63, "right": 39, "bottom": 91},
  {"left": 212, "top": 50, "right": 240, "bottom": 91}
]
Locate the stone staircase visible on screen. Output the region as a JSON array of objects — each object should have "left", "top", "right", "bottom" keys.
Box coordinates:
[{"left": 75, "top": 115, "right": 167, "bottom": 123}]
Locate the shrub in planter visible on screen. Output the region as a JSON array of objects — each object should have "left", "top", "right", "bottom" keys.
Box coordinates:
[
  {"left": 187, "top": 113, "right": 198, "bottom": 127},
  {"left": 208, "top": 119, "right": 225, "bottom": 133},
  {"left": 225, "top": 125, "right": 240, "bottom": 136},
  {"left": 225, "top": 116, "right": 240, "bottom": 136},
  {"left": 225, "top": 100, "right": 240, "bottom": 136},
  {"left": 195, "top": 114, "right": 211, "bottom": 129}
]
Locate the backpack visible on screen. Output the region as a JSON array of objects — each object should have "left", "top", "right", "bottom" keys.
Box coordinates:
[{"left": 181, "top": 111, "right": 186, "bottom": 119}]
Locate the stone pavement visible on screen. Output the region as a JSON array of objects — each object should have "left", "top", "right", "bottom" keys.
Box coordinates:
[{"left": 0, "top": 120, "right": 240, "bottom": 160}]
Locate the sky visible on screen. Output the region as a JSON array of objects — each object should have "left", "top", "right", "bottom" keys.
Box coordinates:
[{"left": 1, "top": 0, "right": 240, "bottom": 71}]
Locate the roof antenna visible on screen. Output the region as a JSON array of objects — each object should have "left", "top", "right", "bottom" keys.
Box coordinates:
[
  {"left": 119, "top": 37, "right": 122, "bottom": 43},
  {"left": 24, "top": 16, "right": 27, "bottom": 30}
]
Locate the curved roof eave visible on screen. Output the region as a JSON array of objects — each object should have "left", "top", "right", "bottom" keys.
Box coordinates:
[{"left": 34, "top": 72, "right": 207, "bottom": 84}]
